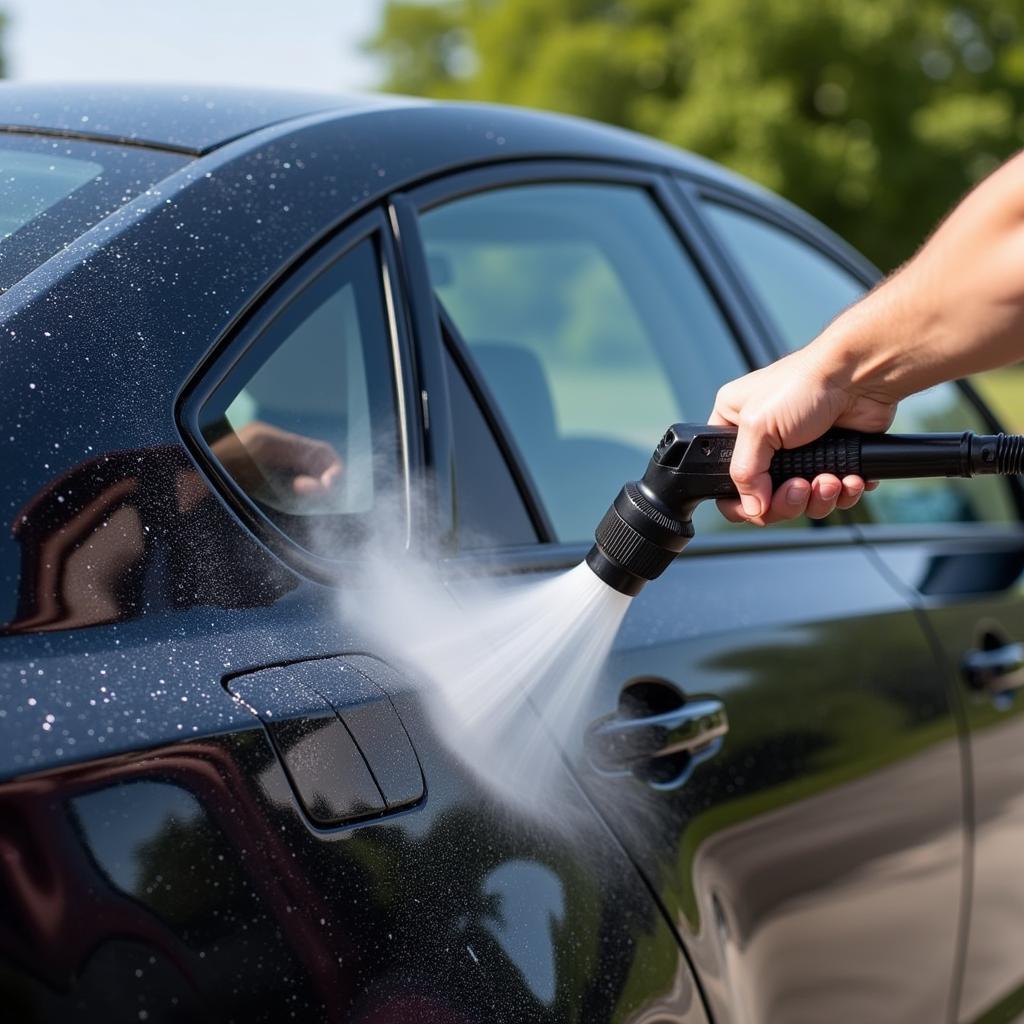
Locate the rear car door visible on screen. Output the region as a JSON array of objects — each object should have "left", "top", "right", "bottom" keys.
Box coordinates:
[
  {"left": 1, "top": 204, "right": 707, "bottom": 1022},
  {"left": 404, "top": 162, "right": 972, "bottom": 1024},
  {"left": 698, "top": 194, "right": 1024, "bottom": 1024}
]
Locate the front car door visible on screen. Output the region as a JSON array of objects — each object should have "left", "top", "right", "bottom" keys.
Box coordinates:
[
  {"left": 698, "top": 189, "right": 1024, "bottom": 1023},
  {"left": 402, "top": 161, "right": 972, "bottom": 1023}
]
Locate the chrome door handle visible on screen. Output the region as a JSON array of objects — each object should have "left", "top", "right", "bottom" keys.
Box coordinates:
[
  {"left": 586, "top": 698, "right": 728, "bottom": 774},
  {"left": 962, "top": 642, "right": 1024, "bottom": 694}
]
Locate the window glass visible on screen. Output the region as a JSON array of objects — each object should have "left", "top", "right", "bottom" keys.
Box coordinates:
[
  {"left": 0, "top": 149, "right": 102, "bottom": 238},
  {"left": 198, "top": 238, "right": 400, "bottom": 556},
  {"left": 704, "top": 202, "right": 864, "bottom": 348},
  {"left": 444, "top": 344, "right": 537, "bottom": 549},
  {"left": 704, "top": 201, "right": 1015, "bottom": 525},
  {"left": 421, "top": 183, "right": 748, "bottom": 543},
  {"left": 0, "top": 136, "right": 185, "bottom": 293},
  {"left": 870, "top": 386, "right": 1016, "bottom": 525}
]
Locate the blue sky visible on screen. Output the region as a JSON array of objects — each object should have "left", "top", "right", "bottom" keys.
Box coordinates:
[{"left": 4, "top": 0, "right": 387, "bottom": 93}]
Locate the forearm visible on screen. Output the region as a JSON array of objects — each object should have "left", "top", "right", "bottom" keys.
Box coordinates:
[{"left": 811, "top": 149, "right": 1024, "bottom": 400}]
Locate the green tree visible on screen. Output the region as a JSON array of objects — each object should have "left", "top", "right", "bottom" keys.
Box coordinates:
[{"left": 366, "top": 0, "right": 1024, "bottom": 270}]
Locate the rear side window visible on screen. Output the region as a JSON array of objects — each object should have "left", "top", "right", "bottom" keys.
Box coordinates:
[
  {"left": 703, "top": 200, "right": 1016, "bottom": 527},
  {"left": 0, "top": 135, "right": 185, "bottom": 292},
  {"left": 197, "top": 237, "right": 401, "bottom": 557},
  {"left": 420, "top": 182, "right": 749, "bottom": 543}
]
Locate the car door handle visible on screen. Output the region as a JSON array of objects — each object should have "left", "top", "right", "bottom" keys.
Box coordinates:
[
  {"left": 586, "top": 698, "right": 728, "bottom": 776},
  {"left": 962, "top": 642, "right": 1024, "bottom": 694}
]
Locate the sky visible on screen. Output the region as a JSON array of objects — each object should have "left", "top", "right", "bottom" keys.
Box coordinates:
[{"left": 3, "top": 0, "right": 387, "bottom": 93}]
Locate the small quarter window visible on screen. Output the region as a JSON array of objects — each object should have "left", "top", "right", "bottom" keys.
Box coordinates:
[{"left": 197, "top": 237, "right": 401, "bottom": 557}]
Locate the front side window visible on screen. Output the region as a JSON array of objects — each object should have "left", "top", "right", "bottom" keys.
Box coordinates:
[
  {"left": 198, "top": 237, "right": 401, "bottom": 557},
  {"left": 704, "top": 201, "right": 1016, "bottom": 527},
  {"left": 420, "top": 183, "right": 749, "bottom": 543}
]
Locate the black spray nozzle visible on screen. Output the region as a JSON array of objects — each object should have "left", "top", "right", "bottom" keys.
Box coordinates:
[{"left": 586, "top": 424, "right": 1024, "bottom": 596}]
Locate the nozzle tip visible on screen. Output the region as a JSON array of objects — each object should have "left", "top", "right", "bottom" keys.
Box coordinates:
[{"left": 585, "top": 544, "right": 648, "bottom": 597}]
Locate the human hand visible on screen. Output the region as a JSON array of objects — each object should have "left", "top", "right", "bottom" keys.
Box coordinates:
[
  {"left": 710, "top": 346, "right": 895, "bottom": 525},
  {"left": 213, "top": 421, "right": 343, "bottom": 504}
]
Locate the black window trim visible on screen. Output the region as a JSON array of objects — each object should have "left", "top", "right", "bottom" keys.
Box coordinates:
[
  {"left": 177, "top": 206, "right": 420, "bottom": 583},
  {"left": 440, "top": 306, "right": 555, "bottom": 544},
  {"left": 690, "top": 180, "right": 1024, "bottom": 529},
  {"left": 395, "top": 159, "right": 860, "bottom": 572}
]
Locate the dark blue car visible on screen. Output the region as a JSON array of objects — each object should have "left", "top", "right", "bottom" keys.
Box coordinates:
[{"left": 1, "top": 83, "right": 1022, "bottom": 1023}]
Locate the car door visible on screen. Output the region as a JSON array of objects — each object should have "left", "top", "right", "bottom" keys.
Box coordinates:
[
  {"left": 0, "top": 206, "right": 708, "bottom": 1023},
  {"left": 401, "top": 161, "right": 972, "bottom": 1024},
  {"left": 697, "top": 192, "right": 1024, "bottom": 1024}
]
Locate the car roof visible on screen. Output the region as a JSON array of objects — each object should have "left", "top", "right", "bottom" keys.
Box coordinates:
[
  {"left": 0, "top": 81, "right": 744, "bottom": 182},
  {"left": 0, "top": 82, "right": 402, "bottom": 155},
  {"left": 0, "top": 82, "right": 783, "bottom": 200}
]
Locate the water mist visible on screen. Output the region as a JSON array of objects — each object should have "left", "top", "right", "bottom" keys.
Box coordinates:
[{"left": 341, "top": 548, "right": 631, "bottom": 818}]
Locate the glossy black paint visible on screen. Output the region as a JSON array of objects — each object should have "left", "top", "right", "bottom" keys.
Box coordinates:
[
  {"left": 0, "top": 84, "right": 1018, "bottom": 1023},
  {"left": 0, "top": 82, "right": 393, "bottom": 153},
  {"left": 3, "top": 649, "right": 705, "bottom": 1022}
]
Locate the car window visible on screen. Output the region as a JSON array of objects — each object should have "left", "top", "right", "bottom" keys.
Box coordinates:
[
  {"left": 444, "top": 343, "right": 538, "bottom": 549},
  {"left": 703, "top": 202, "right": 864, "bottom": 348},
  {"left": 419, "top": 182, "right": 749, "bottom": 544},
  {"left": 0, "top": 136, "right": 185, "bottom": 293},
  {"left": 197, "top": 237, "right": 401, "bottom": 557},
  {"left": 703, "top": 200, "right": 1016, "bottom": 527}
]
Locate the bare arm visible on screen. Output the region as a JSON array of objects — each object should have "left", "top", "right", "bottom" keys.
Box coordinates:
[{"left": 713, "top": 149, "right": 1024, "bottom": 524}]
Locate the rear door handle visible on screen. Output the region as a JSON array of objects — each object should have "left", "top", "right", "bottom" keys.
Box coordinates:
[
  {"left": 962, "top": 642, "right": 1024, "bottom": 694},
  {"left": 586, "top": 698, "right": 728, "bottom": 786}
]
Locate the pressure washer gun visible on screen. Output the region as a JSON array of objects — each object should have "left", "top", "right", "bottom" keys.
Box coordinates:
[{"left": 587, "top": 424, "right": 1024, "bottom": 596}]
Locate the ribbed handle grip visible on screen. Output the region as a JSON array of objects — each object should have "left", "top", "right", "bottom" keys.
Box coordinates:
[
  {"left": 996, "top": 433, "right": 1024, "bottom": 475},
  {"left": 769, "top": 432, "right": 863, "bottom": 486}
]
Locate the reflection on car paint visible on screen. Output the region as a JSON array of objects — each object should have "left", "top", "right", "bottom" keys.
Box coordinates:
[
  {"left": 480, "top": 860, "right": 564, "bottom": 1006},
  {"left": 4, "top": 448, "right": 296, "bottom": 635}
]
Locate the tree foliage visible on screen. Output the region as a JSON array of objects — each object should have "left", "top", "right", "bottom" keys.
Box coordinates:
[{"left": 366, "top": 0, "right": 1024, "bottom": 269}]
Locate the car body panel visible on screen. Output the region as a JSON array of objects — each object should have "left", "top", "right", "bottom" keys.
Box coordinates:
[
  {"left": 444, "top": 530, "right": 966, "bottom": 1023},
  {"left": 0, "top": 95, "right": 725, "bottom": 1023},
  {"left": 1, "top": 588, "right": 708, "bottom": 1022},
  {"left": 852, "top": 533, "right": 1024, "bottom": 1024}
]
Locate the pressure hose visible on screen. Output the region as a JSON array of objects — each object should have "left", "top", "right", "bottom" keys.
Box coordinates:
[{"left": 586, "top": 425, "right": 1024, "bottom": 596}]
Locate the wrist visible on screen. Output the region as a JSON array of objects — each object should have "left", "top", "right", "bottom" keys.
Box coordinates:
[{"left": 806, "top": 278, "right": 924, "bottom": 403}]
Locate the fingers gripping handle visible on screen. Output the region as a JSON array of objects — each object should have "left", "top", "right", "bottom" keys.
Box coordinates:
[{"left": 769, "top": 432, "right": 862, "bottom": 486}]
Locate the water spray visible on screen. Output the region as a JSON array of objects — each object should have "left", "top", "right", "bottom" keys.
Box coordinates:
[
  {"left": 587, "top": 424, "right": 1024, "bottom": 596},
  {"left": 345, "top": 423, "right": 1024, "bottom": 817}
]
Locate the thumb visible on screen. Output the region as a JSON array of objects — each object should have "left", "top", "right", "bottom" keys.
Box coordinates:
[{"left": 730, "top": 419, "right": 778, "bottom": 520}]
